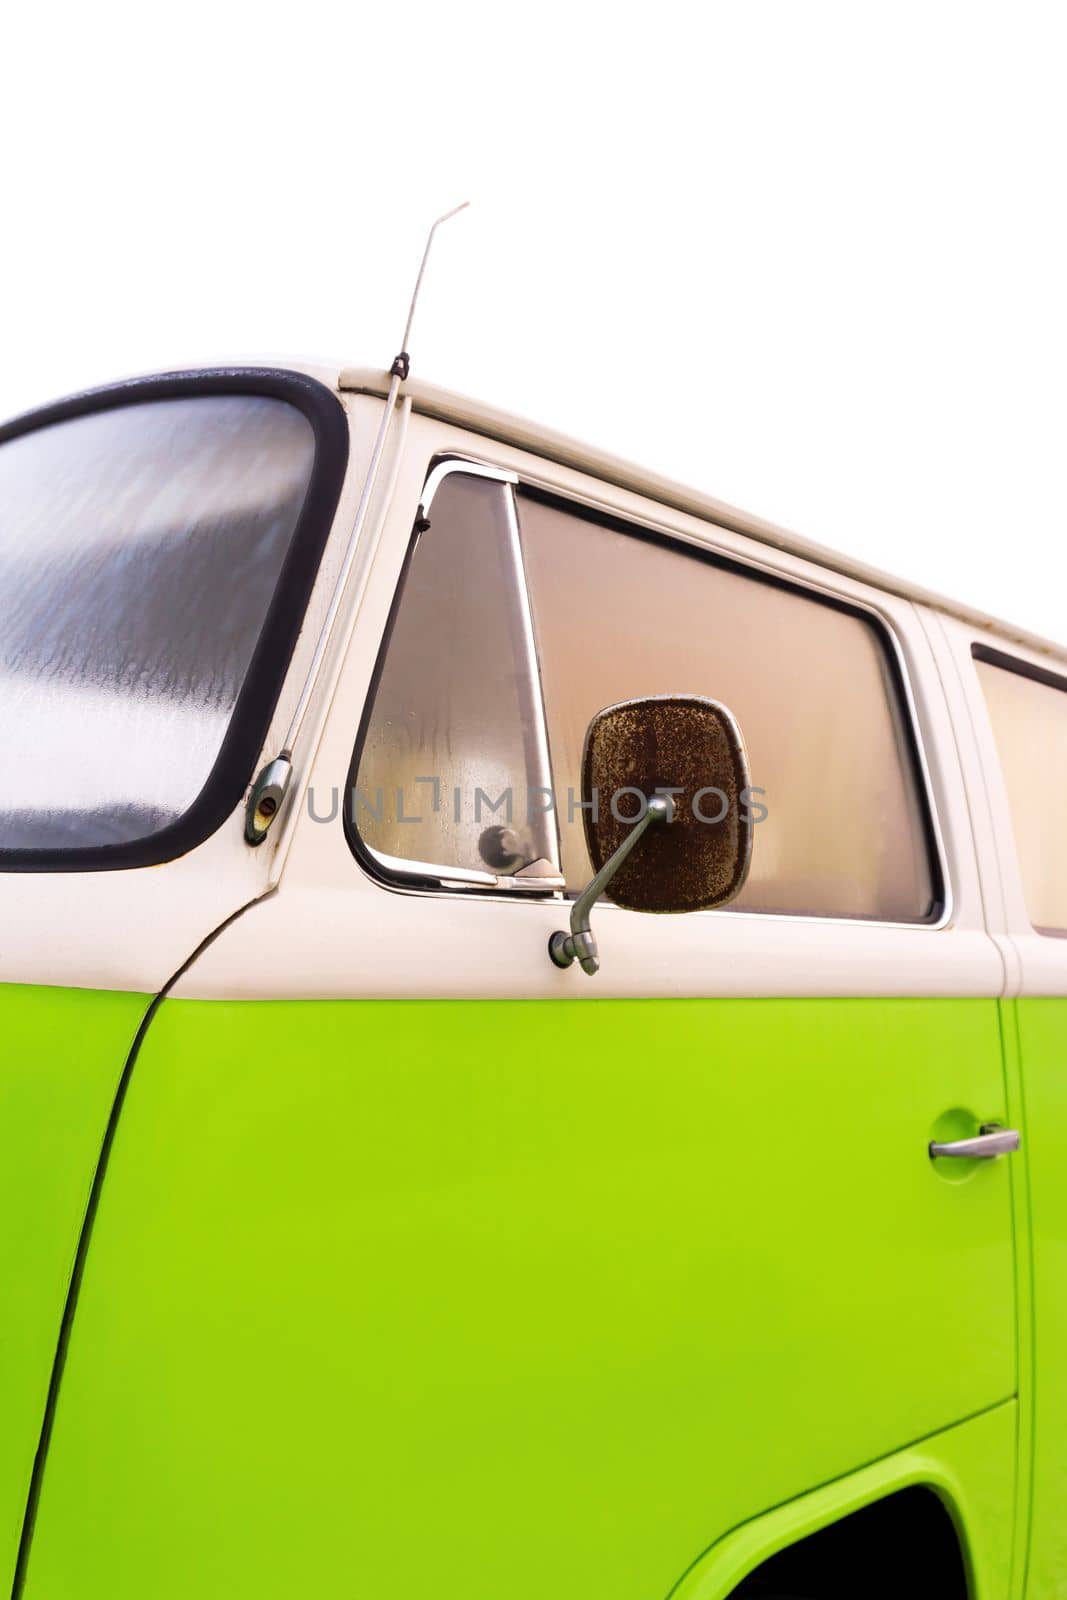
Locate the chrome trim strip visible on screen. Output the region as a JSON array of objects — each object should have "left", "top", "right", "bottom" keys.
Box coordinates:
[
  {"left": 363, "top": 843, "right": 563, "bottom": 895},
  {"left": 356, "top": 456, "right": 561, "bottom": 896},
  {"left": 503, "top": 484, "right": 561, "bottom": 873},
  {"left": 420, "top": 456, "right": 517, "bottom": 513},
  {"left": 364, "top": 845, "right": 498, "bottom": 887}
]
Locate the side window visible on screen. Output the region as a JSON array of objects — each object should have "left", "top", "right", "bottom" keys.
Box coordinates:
[
  {"left": 350, "top": 463, "right": 940, "bottom": 924},
  {"left": 516, "top": 490, "right": 939, "bottom": 922},
  {"left": 974, "top": 647, "right": 1067, "bottom": 935},
  {"left": 350, "top": 469, "right": 558, "bottom": 886}
]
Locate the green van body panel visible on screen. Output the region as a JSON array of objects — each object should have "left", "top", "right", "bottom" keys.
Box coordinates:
[
  {"left": 1013, "top": 997, "right": 1067, "bottom": 1600},
  {"left": 673, "top": 1399, "right": 1016, "bottom": 1599},
  {"left": 0, "top": 984, "right": 149, "bottom": 1595},
  {"left": 22, "top": 994, "right": 1017, "bottom": 1598}
]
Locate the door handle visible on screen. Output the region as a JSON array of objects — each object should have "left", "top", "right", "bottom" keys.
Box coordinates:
[{"left": 929, "top": 1125, "right": 1021, "bottom": 1161}]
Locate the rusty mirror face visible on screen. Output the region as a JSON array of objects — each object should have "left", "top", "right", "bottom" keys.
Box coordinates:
[
  {"left": 582, "top": 695, "right": 753, "bottom": 913},
  {"left": 549, "top": 695, "right": 754, "bottom": 977}
]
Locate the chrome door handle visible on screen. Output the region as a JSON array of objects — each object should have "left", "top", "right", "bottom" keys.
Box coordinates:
[{"left": 929, "top": 1125, "right": 1021, "bottom": 1161}]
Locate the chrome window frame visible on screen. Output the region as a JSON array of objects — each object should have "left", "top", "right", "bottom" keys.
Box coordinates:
[
  {"left": 347, "top": 452, "right": 953, "bottom": 932},
  {"left": 347, "top": 456, "right": 565, "bottom": 896}
]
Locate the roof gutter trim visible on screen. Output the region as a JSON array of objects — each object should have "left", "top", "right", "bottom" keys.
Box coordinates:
[{"left": 338, "top": 366, "right": 1065, "bottom": 663}]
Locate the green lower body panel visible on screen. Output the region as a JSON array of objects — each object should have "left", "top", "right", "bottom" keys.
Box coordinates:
[
  {"left": 22, "top": 996, "right": 1017, "bottom": 1598},
  {"left": 0, "top": 984, "right": 149, "bottom": 1595},
  {"left": 1013, "top": 998, "right": 1067, "bottom": 1600},
  {"left": 673, "top": 1399, "right": 1017, "bottom": 1600}
]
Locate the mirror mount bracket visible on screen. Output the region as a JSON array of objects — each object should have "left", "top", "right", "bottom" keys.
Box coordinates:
[{"left": 548, "top": 795, "right": 669, "bottom": 977}]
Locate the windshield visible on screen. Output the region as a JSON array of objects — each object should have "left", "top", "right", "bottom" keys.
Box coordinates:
[{"left": 0, "top": 388, "right": 322, "bottom": 861}]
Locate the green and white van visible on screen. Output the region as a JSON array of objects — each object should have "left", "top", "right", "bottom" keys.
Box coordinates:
[{"left": 1, "top": 362, "right": 1064, "bottom": 1599}]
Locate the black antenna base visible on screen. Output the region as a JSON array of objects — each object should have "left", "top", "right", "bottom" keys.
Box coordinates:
[{"left": 390, "top": 351, "right": 411, "bottom": 380}]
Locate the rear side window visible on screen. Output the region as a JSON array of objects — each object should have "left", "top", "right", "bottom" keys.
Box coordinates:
[
  {"left": 0, "top": 373, "right": 347, "bottom": 868},
  {"left": 518, "top": 491, "right": 938, "bottom": 922},
  {"left": 975, "top": 647, "right": 1067, "bottom": 934}
]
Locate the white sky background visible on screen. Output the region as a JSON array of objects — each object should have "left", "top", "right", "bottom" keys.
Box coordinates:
[{"left": 2, "top": 3, "right": 1064, "bottom": 644}]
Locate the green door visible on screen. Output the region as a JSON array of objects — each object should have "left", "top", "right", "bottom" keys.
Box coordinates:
[{"left": 17, "top": 990, "right": 1016, "bottom": 1600}]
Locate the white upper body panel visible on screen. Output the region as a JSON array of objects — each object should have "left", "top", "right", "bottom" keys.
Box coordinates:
[
  {"left": 934, "top": 614, "right": 1067, "bottom": 998},
  {"left": 2, "top": 357, "right": 1060, "bottom": 999},
  {"left": 0, "top": 365, "right": 371, "bottom": 993},
  {"left": 174, "top": 401, "right": 1005, "bottom": 1001}
]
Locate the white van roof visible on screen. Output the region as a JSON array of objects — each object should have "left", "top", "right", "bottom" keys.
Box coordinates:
[{"left": 339, "top": 363, "right": 1065, "bottom": 665}]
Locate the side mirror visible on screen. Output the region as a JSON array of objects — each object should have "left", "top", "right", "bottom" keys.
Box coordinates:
[{"left": 549, "top": 695, "right": 753, "bottom": 976}]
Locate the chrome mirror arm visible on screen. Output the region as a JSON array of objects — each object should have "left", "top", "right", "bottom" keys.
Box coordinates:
[{"left": 548, "top": 796, "right": 669, "bottom": 976}]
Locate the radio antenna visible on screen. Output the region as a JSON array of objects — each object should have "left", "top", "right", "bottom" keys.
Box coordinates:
[
  {"left": 245, "top": 200, "right": 471, "bottom": 845},
  {"left": 389, "top": 201, "right": 470, "bottom": 381}
]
